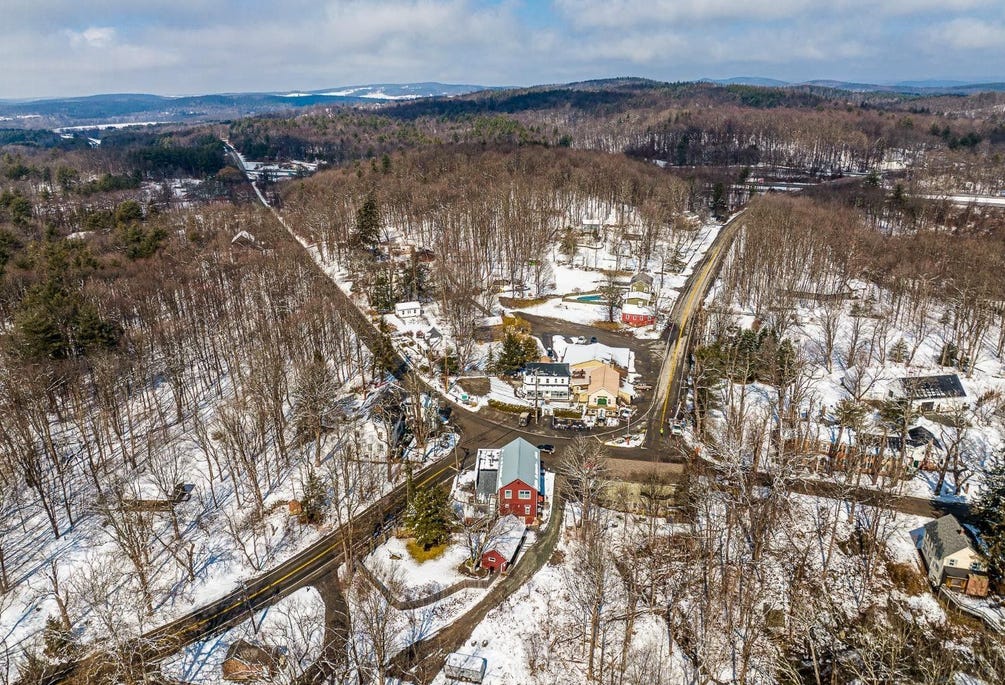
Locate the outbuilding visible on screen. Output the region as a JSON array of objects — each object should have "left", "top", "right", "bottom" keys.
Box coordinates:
[
  {"left": 394, "top": 301, "right": 422, "bottom": 319},
  {"left": 480, "top": 514, "right": 527, "bottom": 573}
]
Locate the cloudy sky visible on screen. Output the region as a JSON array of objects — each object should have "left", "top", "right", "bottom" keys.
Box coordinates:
[{"left": 3, "top": 0, "right": 1005, "bottom": 99}]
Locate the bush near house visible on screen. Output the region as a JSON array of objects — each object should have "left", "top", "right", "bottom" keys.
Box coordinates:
[{"left": 488, "top": 399, "right": 530, "bottom": 414}]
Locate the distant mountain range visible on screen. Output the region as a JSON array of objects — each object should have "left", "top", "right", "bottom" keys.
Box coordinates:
[
  {"left": 705, "top": 76, "right": 1005, "bottom": 94},
  {"left": 0, "top": 82, "right": 493, "bottom": 129},
  {"left": 3, "top": 77, "right": 1005, "bottom": 131}
]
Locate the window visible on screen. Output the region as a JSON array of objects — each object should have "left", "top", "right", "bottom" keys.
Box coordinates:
[
  {"left": 524, "top": 505, "right": 531, "bottom": 515},
  {"left": 948, "top": 558, "right": 957, "bottom": 566},
  {"left": 503, "top": 490, "right": 512, "bottom": 499},
  {"left": 518, "top": 490, "right": 532, "bottom": 500},
  {"left": 597, "top": 396, "right": 607, "bottom": 406},
  {"left": 970, "top": 562, "right": 984, "bottom": 571}
]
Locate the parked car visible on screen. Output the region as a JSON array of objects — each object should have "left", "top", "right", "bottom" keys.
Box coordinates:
[
  {"left": 572, "top": 336, "right": 588, "bottom": 344},
  {"left": 669, "top": 423, "right": 685, "bottom": 437},
  {"left": 589, "top": 336, "right": 598, "bottom": 344},
  {"left": 518, "top": 411, "right": 531, "bottom": 427},
  {"left": 536, "top": 444, "right": 555, "bottom": 454}
]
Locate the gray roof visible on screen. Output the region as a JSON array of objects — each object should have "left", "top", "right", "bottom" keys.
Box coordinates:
[
  {"left": 923, "top": 514, "right": 973, "bottom": 559},
  {"left": 525, "top": 362, "right": 570, "bottom": 378},
  {"left": 630, "top": 272, "right": 653, "bottom": 287},
  {"left": 476, "top": 468, "right": 498, "bottom": 500},
  {"left": 900, "top": 374, "right": 966, "bottom": 400},
  {"left": 499, "top": 438, "right": 540, "bottom": 489}
]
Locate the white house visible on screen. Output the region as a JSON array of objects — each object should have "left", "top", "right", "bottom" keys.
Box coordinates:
[
  {"left": 394, "top": 301, "right": 421, "bottom": 319},
  {"left": 918, "top": 514, "right": 989, "bottom": 597},
  {"left": 521, "top": 362, "right": 571, "bottom": 402}
]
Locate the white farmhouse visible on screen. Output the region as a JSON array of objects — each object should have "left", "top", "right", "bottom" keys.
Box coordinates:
[
  {"left": 521, "top": 362, "right": 571, "bottom": 401},
  {"left": 394, "top": 301, "right": 421, "bottom": 319}
]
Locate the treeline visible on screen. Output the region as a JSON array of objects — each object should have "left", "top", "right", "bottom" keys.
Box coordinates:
[
  {"left": 222, "top": 80, "right": 1002, "bottom": 175},
  {"left": 717, "top": 194, "right": 1005, "bottom": 371},
  {"left": 227, "top": 109, "right": 550, "bottom": 164},
  {"left": 283, "top": 145, "right": 693, "bottom": 369},
  {"left": 0, "top": 129, "right": 88, "bottom": 149},
  {"left": 99, "top": 131, "right": 226, "bottom": 177}
]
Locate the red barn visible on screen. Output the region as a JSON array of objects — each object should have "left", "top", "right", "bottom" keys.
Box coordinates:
[
  {"left": 621, "top": 302, "right": 655, "bottom": 327},
  {"left": 480, "top": 514, "right": 527, "bottom": 573},
  {"left": 474, "top": 438, "right": 544, "bottom": 524}
]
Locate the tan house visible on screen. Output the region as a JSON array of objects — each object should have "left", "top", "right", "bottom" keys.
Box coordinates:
[
  {"left": 582, "top": 365, "right": 620, "bottom": 407},
  {"left": 919, "top": 514, "right": 989, "bottom": 597}
]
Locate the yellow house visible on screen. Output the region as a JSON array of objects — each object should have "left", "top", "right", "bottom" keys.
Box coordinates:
[
  {"left": 920, "top": 514, "right": 989, "bottom": 597},
  {"left": 584, "top": 365, "right": 620, "bottom": 407}
]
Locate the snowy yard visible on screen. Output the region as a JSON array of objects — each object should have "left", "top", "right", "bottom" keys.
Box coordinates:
[{"left": 364, "top": 535, "right": 472, "bottom": 595}]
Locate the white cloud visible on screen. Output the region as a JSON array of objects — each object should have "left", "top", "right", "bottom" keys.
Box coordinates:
[
  {"left": 0, "top": 0, "right": 1002, "bottom": 98},
  {"left": 927, "top": 18, "right": 1005, "bottom": 50},
  {"left": 66, "top": 26, "right": 116, "bottom": 49}
]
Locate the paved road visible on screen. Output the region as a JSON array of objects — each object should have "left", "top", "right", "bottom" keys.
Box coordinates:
[{"left": 645, "top": 211, "right": 747, "bottom": 450}]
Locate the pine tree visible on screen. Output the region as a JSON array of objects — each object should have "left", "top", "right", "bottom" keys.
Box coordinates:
[
  {"left": 973, "top": 455, "right": 1005, "bottom": 582},
  {"left": 404, "top": 485, "right": 453, "bottom": 550},
  {"left": 42, "top": 614, "right": 78, "bottom": 659},
  {"left": 493, "top": 328, "right": 539, "bottom": 375},
  {"left": 299, "top": 468, "right": 328, "bottom": 525},
  {"left": 889, "top": 338, "right": 908, "bottom": 364},
  {"left": 354, "top": 195, "right": 381, "bottom": 249}
]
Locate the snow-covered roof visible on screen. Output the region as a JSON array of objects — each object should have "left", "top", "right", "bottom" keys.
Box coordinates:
[
  {"left": 395, "top": 300, "right": 420, "bottom": 310},
  {"left": 476, "top": 448, "right": 501, "bottom": 500},
  {"left": 560, "top": 342, "right": 633, "bottom": 371},
  {"left": 621, "top": 302, "right": 654, "bottom": 317},
  {"left": 445, "top": 652, "right": 488, "bottom": 675},
  {"left": 484, "top": 514, "right": 527, "bottom": 561}
]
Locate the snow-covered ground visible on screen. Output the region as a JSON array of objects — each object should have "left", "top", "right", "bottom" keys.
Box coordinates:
[
  {"left": 702, "top": 272, "right": 1005, "bottom": 501},
  {"left": 364, "top": 536, "right": 471, "bottom": 595},
  {"left": 162, "top": 587, "right": 326, "bottom": 684},
  {"left": 0, "top": 366, "right": 398, "bottom": 671}
]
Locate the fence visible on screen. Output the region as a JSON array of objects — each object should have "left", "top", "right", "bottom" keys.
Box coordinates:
[{"left": 354, "top": 559, "right": 495, "bottom": 611}]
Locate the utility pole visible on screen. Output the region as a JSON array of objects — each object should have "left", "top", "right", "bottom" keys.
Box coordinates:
[{"left": 240, "top": 581, "right": 259, "bottom": 634}]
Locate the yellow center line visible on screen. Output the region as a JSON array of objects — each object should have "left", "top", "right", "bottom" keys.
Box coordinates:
[
  {"left": 658, "top": 230, "right": 729, "bottom": 428},
  {"left": 175, "top": 461, "right": 450, "bottom": 639}
]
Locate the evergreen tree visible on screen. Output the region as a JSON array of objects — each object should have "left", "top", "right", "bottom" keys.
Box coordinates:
[
  {"left": 404, "top": 485, "right": 453, "bottom": 550},
  {"left": 889, "top": 338, "right": 908, "bottom": 364},
  {"left": 369, "top": 268, "right": 397, "bottom": 312},
  {"left": 299, "top": 468, "right": 328, "bottom": 525},
  {"left": 42, "top": 614, "right": 78, "bottom": 659},
  {"left": 399, "top": 255, "right": 430, "bottom": 301},
  {"left": 493, "top": 328, "right": 540, "bottom": 375},
  {"left": 973, "top": 455, "right": 1005, "bottom": 582},
  {"left": 354, "top": 194, "right": 381, "bottom": 249}
]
